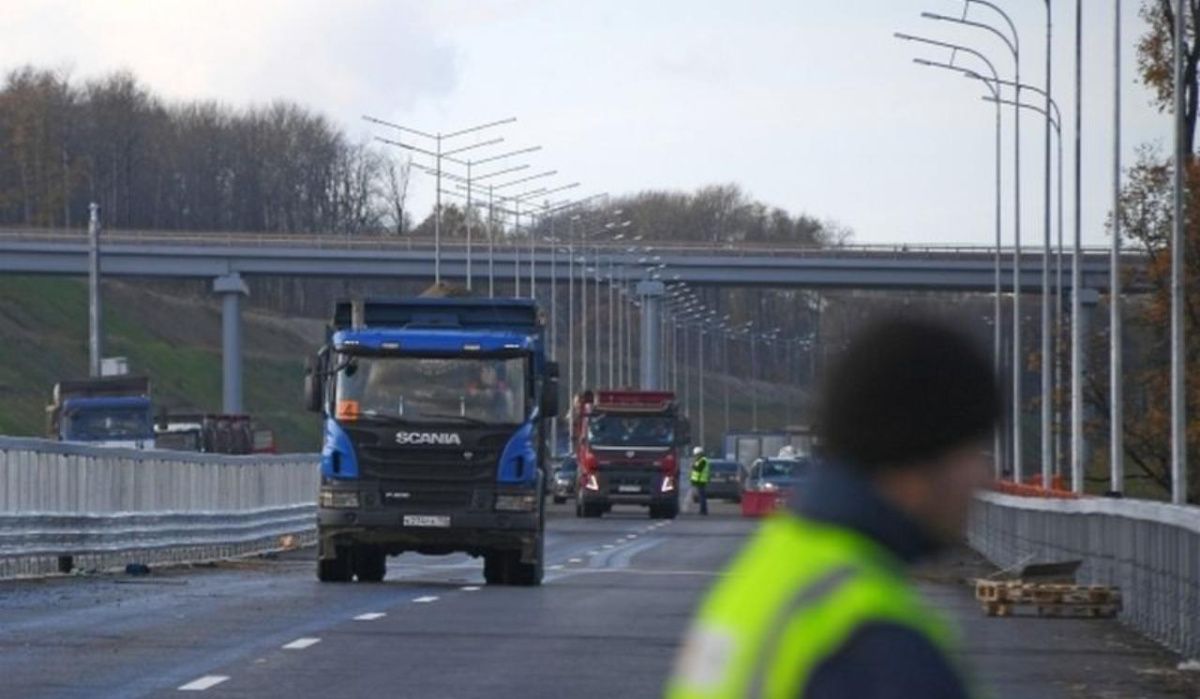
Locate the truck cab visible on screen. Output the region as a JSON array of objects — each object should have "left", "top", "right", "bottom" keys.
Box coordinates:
[
  {"left": 307, "top": 298, "right": 558, "bottom": 586},
  {"left": 572, "top": 390, "right": 687, "bottom": 519},
  {"left": 47, "top": 376, "right": 156, "bottom": 449}
]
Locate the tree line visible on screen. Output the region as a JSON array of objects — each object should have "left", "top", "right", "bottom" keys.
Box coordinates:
[{"left": 0, "top": 66, "right": 413, "bottom": 235}]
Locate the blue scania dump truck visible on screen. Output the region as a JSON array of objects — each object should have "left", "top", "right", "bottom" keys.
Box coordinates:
[{"left": 305, "top": 297, "right": 559, "bottom": 586}]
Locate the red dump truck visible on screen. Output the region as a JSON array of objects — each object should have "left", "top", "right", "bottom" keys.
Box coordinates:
[{"left": 571, "top": 390, "right": 689, "bottom": 519}]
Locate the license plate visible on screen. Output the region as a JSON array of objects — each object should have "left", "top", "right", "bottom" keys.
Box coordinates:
[
  {"left": 617, "top": 484, "right": 642, "bottom": 493},
  {"left": 403, "top": 515, "right": 451, "bottom": 528}
]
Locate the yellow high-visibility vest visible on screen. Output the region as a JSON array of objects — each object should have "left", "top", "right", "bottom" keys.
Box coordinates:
[{"left": 666, "top": 514, "right": 967, "bottom": 699}]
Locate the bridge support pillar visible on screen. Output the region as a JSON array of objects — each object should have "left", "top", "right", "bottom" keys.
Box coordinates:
[
  {"left": 638, "top": 280, "right": 664, "bottom": 389},
  {"left": 213, "top": 273, "right": 249, "bottom": 414}
]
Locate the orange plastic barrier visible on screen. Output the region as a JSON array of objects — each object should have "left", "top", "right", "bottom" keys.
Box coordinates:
[{"left": 988, "top": 477, "right": 1080, "bottom": 500}]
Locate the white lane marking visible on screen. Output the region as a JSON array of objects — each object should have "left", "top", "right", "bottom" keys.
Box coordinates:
[
  {"left": 568, "top": 558, "right": 583, "bottom": 564},
  {"left": 627, "top": 534, "right": 638, "bottom": 539},
  {"left": 282, "top": 638, "right": 321, "bottom": 650},
  {"left": 460, "top": 585, "right": 481, "bottom": 591},
  {"left": 603, "top": 544, "right": 615, "bottom": 550},
  {"left": 413, "top": 596, "right": 439, "bottom": 603},
  {"left": 354, "top": 612, "right": 387, "bottom": 621},
  {"left": 587, "top": 550, "right": 600, "bottom": 555},
  {"left": 548, "top": 564, "right": 564, "bottom": 571},
  {"left": 178, "top": 675, "right": 229, "bottom": 691}
]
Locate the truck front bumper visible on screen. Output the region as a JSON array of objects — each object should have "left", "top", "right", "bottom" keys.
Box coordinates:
[
  {"left": 578, "top": 471, "right": 678, "bottom": 507},
  {"left": 317, "top": 479, "right": 540, "bottom": 560}
]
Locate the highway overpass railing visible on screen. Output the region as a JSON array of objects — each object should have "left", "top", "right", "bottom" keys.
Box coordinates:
[
  {"left": 968, "top": 491, "right": 1200, "bottom": 660},
  {"left": 0, "top": 437, "right": 319, "bottom": 579},
  {"left": 0, "top": 226, "right": 1118, "bottom": 261}
]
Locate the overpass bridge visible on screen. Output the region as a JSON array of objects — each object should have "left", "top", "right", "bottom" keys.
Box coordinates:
[
  {"left": 0, "top": 228, "right": 1145, "bottom": 416},
  {"left": 0, "top": 228, "right": 1138, "bottom": 292}
]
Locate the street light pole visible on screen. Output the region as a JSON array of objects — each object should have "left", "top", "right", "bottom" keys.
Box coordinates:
[
  {"left": 1109, "top": 0, "right": 1125, "bottom": 495},
  {"left": 365, "top": 115, "right": 516, "bottom": 285},
  {"left": 913, "top": 56, "right": 1003, "bottom": 466},
  {"left": 1170, "top": 0, "right": 1187, "bottom": 504},
  {"left": 898, "top": 25, "right": 1023, "bottom": 480}
]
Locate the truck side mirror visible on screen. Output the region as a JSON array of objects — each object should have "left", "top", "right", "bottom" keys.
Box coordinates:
[
  {"left": 542, "top": 367, "right": 560, "bottom": 418},
  {"left": 676, "top": 417, "right": 691, "bottom": 446},
  {"left": 304, "top": 355, "right": 323, "bottom": 413}
]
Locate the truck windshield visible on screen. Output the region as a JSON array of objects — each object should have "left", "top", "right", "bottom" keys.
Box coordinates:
[
  {"left": 587, "top": 415, "right": 674, "bottom": 447},
  {"left": 64, "top": 407, "right": 154, "bottom": 441},
  {"left": 336, "top": 355, "right": 528, "bottom": 425}
]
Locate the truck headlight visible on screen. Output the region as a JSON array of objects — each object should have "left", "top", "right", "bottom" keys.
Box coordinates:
[
  {"left": 495, "top": 493, "right": 538, "bottom": 512},
  {"left": 320, "top": 489, "right": 360, "bottom": 508}
]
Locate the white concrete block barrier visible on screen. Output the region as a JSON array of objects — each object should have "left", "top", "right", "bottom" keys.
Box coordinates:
[{"left": 968, "top": 490, "right": 1200, "bottom": 660}]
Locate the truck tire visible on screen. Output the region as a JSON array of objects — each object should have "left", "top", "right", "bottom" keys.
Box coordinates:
[
  {"left": 483, "top": 550, "right": 513, "bottom": 585},
  {"left": 353, "top": 547, "right": 386, "bottom": 583},
  {"left": 510, "top": 531, "right": 544, "bottom": 587},
  {"left": 317, "top": 547, "right": 352, "bottom": 583}
]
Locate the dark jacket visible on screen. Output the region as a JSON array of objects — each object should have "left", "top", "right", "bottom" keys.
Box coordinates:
[{"left": 792, "top": 467, "right": 970, "bottom": 699}]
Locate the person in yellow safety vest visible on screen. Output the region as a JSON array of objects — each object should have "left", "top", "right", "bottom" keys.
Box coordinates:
[
  {"left": 689, "top": 447, "right": 710, "bottom": 516},
  {"left": 667, "top": 317, "right": 999, "bottom": 699}
]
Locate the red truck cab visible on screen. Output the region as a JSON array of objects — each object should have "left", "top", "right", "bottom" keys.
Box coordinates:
[{"left": 572, "top": 390, "right": 688, "bottom": 520}]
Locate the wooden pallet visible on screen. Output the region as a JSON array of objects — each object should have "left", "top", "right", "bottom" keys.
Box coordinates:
[{"left": 974, "top": 579, "right": 1122, "bottom": 618}]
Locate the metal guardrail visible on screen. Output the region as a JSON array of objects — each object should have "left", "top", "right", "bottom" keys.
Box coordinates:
[
  {"left": 968, "top": 491, "right": 1200, "bottom": 660},
  {"left": 0, "top": 437, "right": 319, "bottom": 579}
]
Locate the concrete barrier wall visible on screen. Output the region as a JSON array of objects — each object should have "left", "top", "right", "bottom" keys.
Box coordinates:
[
  {"left": 0, "top": 437, "right": 320, "bottom": 579},
  {"left": 968, "top": 491, "right": 1200, "bottom": 660}
]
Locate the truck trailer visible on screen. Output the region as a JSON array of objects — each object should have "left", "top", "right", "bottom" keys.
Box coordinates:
[
  {"left": 571, "top": 389, "right": 688, "bottom": 519},
  {"left": 306, "top": 297, "right": 559, "bottom": 586}
]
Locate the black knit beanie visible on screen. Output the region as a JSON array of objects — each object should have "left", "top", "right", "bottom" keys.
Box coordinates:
[{"left": 817, "top": 316, "right": 1000, "bottom": 472}]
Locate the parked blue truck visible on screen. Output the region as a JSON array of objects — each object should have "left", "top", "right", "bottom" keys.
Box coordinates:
[
  {"left": 46, "top": 376, "right": 156, "bottom": 449},
  {"left": 305, "top": 297, "right": 559, "bottom": 586}
]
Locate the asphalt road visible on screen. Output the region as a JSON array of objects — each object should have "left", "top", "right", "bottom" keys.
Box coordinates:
[{"left": 1, "top": 500, "right": 1195, "bottom": 699}]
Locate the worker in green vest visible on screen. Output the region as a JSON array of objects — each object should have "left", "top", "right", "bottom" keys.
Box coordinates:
[
  {"left": 690, "top": 446, "right": 711, "bottom": 516},
  {"left": 667, "top": 317, "right": 999, "bottom": 699}
]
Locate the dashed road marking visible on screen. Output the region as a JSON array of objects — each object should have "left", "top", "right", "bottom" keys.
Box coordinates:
[
  {"left": 569, "top": 558, "right": 583, "bottom": 564},
  {"left": 588, "top": 550, "right": 600, "bottom": 555},
  {"left": 282, "top": 638, "right": 321, "bottom": 650},
  {"left": 460, "top": 585, "right": 481, "bottom": 591},
  {"left": 413, "top": 596, "right": 439, "bottom": 603},
  {"left": 354, "top": 612, "right": 387, "bottom": 621},
  {"left": 548, "top": 564, "right": 564, "bottom": 571},
  {"left": 179, "top": 675, "right": 229, "bottom": 691},
  {"left": 603, "top": 544, "right": 615, "bottom": 550}
]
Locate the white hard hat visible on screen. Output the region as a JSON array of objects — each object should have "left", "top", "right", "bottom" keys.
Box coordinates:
[{"left": 692, "top": 446, "right": 704, "bottom": 456}]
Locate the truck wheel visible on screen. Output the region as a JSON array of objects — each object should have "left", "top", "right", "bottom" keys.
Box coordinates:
[
  {"left": 353, "top": 547, "right": 386, "bottom": 583},
  {"left": 510, "top": 532, "right": 544, "bottom": 587},
  {"left": 483, "top": 551, "right": 510, "bottom": 585},
  {"left": 317, "top": 547, "right": 352, "bottom": 583}
]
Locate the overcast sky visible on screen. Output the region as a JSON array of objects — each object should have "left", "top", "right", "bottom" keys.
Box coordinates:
[{"left": 2, "top": 0, "right": 1169, "bottom": 246}]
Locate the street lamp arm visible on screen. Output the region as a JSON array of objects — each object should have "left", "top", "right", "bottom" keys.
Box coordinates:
[
  {"left": 375, "top": 137, "right": 466, "bottom": 166},
  {"left": 442, "top": 117, "right": 517, "bottom": 140},
  {"left": 913, "top": 58, "right": 999, "bottom": 98},
  {"left": 894, "top": 33, "right": 999, "bottom": 84},
  {"left": 983, "top": 96, "right": 1061, "bottom": 133},
  {"left": 362, "top": 115, "right": 436, "bottom": 140},
  {"left": 443, "top": 137, "right": 506, "bottom": 157},
  {"left": 921, "top": 12, "right": 1017, "bottom": 59},
  {"left": 493, "top": 170, "right": 559, "bottom": 190},
  {"left": 471, "top": 145, "right": 542, "bottom": 166},
  {"left": 963, "top": 0, "right": 1021, "bottom": 54}
]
